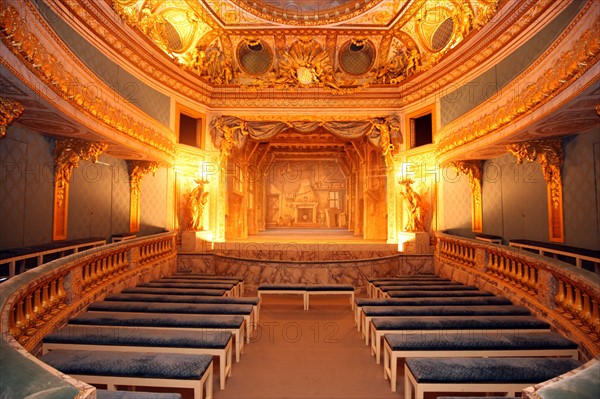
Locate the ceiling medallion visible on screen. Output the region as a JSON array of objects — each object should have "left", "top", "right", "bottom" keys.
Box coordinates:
[{"left": 244, "top": 37, "right": 367, "bottom": 94}]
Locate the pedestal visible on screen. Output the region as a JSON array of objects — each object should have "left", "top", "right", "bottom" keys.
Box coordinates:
[
  {"left": 398, "top": 231, "right": 430, "bottom": 254},
  {"left": 181, "top": 231, "right": 214, "bottom": 252}
]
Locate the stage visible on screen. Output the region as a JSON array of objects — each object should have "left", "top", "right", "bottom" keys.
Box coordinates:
[{"left": 178, "top": 228, "right": 435, "bottom": 292}]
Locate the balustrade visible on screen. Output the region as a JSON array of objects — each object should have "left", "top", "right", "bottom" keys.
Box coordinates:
[
  {"left": 3, "top": 233, "right": 175, "bottom": 349},
  {"left": 436, "top": 232, "right": 600, "bottom": 354}
]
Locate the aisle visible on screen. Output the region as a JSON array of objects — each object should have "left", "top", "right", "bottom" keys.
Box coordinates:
[{"left": 213, "top": 295, "right": 399, "bottom": 399}]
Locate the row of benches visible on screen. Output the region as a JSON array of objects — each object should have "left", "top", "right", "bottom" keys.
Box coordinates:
[
  {"left": 38, "top": 273, "right": 255, "bottom": 398},
  {"left": 358, "top": 275, "right": 582, "bottom": 398}
]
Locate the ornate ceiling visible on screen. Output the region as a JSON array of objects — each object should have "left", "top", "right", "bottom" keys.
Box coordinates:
[{"left": 111, "top": 0, "right": 499, "bottom": 93}]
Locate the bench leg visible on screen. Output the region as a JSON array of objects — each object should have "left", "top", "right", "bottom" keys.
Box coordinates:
[{"left": 304, "top": 292, "right": 309, "bottom": 310}]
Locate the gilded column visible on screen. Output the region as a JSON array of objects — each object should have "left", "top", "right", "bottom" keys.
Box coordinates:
[
  {"left": 128, "top": 161, "right": 160, "bottom": 233},
  {"left": 0, "top": 97, "right": 24, "bottom": 138},
  {"left": 451, "top": 160, "right": 483, "bottom": 233},
  {"left": 507, "top": 139, "right": 564, "bottom": 242},
  {"left": 53, "top": 139, "right": 107, "bottom": 240}
]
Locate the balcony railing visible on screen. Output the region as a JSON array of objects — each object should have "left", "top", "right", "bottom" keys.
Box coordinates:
[
  {"left": 0, "top": 231, "right": 177, "bottom": 399},
  {"left": 435, "top": 231, "right": 600, "bottom": 359}
]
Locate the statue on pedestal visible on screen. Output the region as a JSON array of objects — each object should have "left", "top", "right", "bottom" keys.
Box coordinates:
[
  {"left": 399, "top": 179, "right": 428, "bottom": 232},
  {"left": 187, "top": 179, "right": 209, "bottom": 231}
]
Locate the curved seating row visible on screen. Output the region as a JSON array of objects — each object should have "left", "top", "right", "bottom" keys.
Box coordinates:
[
  {"left": 359, "top": 275, "right": 582, "bottom": 398},
  {"left": 40, "top": 273, "right": 252, "bottom": 397}
]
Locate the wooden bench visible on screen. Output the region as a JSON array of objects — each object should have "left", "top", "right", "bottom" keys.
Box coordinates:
[
  {"left": 163, "top": 275, "right": 245, "bottom": 296},
  {"left": 43, "top": 325, "right": 233, "bottom": 390},
  {"left": 96, "top": 390, "right": 181, "bottom": 399},
  {"left": 86, "top": 301, "right": 255, "bottom": 342},
  {"left": 39, "top": 350, "right": 214, "bottom": 399},
  {"left": 142, "top": 281, "right": 238, "bottom": 297},
  {"left": 404, "top": 357, "right": 580, "bottom": 399},
  {"left": 353, "top": 290, "right": 494, "bottom": 332},
  {"left": 111, "top": 233, "right": 137, "bottom": 243},
  {"left": 373, "top": 281, "right": 465, "bottom": 298},
  {"left": 385, "top": 288, "right": 491, "bottom": 298},
  {"left": 258, "top": 284, "right": 307, "bottom": 309},
  {"left": 475, "top": 233, "right": 503, "bottom": 244},
  {"left": 359, "top": 297, "right": 517, "bottom": 339},
  {"left": 110, "top": 292, "right": 262, "bottom": 325},
  {"left": 384, "top": 332, "right": 578, "bottom": 391},
  {"left": 69, "top": 312, "right": 246, "bottom": 362},
  {"left": 158, "top": 278, "right": 244, "bottom": 297},
  {"left": 305, "top": 284, "right": 355, "bottom": 310},
  {"left": 123, "top": 286, "right": 228, "bottom": 297},
  {"left": 369, "top": 315, "right": 553, "bottom": 365},
  {"left": 366, "top": 276, "right": 444, "bottom": 297}
]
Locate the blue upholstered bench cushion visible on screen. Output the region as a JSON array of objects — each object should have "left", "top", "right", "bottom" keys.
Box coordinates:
[
  {"left": 96, "top": 390, "right": 182, "bottom": 399},
  {"left": 123, "top": 287, "right": 226, "bottom": 296},
  {"left": 40, "top": 350, "right": 213, "bottom": 380},
  {"left": 141, "top": 282, "right": 235, "bottom": 289},
  {"left": 70, "top": 312, "right": 245, "bottom": 329},
  {"left": 44, "top": 325, "right": 232, "bottom": 348},
  {"left": 405, "top": 357, "right": 581, "bottom": 383},
  {"left": 382, "top": 285, "right": 479, "bottom": 291},
  {"left": 385, "top": 331, "right": 577, "bottom": 351},
  {"left": 362, "top": 305, "right": 531, "bottom": 317},
  {"left": 536, "top": 361, "right": 599, "bottom": 399},
  {"left": 155, "top": 278, "right": 238, "bottom": 285},
  {"left": 377, "top": 281, "right": 461, "bottom": 287},
  {"left": 371, "top": 315, "right": 550, "bottom": 330},
  {"left": 306, "top": 284, "right": 354, "bottom": 291},
  {"left": 108, "top": 293, "right": 260, "bottom": 305},
  {"left": 367, "top": 275, "right": 439, "bottom": 282},
  {"left": 87, "top": 301, "right": 253, "bottom": 315},
  {"left": 438, "top": 397, "right": 517, "bottom": 399},
  {"left": 258, "top": 284, "right": 306, "bottom": 290},
  {"left": 355, "top": 296, "right": 511, "bottom": 307},
  {"left": 171, "top": 273, "right": 243, "bottom": 281},
  {"left": 386, "top": 290, "right": 493, "bottom": 298},
  {"left": 372, "top": 279, "right": 448, "bottom": 286}
]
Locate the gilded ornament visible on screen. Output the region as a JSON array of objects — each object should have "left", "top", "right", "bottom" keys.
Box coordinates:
[
  {"left": 0, "top": 97, "right": 24, "bottom": 137},
  {"left": 128, "top": 160, "right": 160, "bottom": 193},
  {"left": 398, "top": 178, "right": 428, "bottom": 232}
]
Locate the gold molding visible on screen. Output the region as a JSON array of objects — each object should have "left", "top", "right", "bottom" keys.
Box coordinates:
[
  {"left": 128, "top": 160, "right": 160, "bottom": 233},
  {"left": 0, "top": 96, "right": 24, "bottom": 137},
  {"left": 0, "top": 3, "right": 176, "bottom": 159},
  {"left": 450, "top": 160, "right": 483, "bottom": 233},
  {"left": 53, "top": 138, "right": 108, "bottom": 240},
  {"left": 507, "top": 139, "right": 564, "bottom": 242},
  {"left": 437, "top": 6, "right": 600, "bottom": 157}
]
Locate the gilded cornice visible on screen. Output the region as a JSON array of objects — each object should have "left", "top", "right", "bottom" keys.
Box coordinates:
[
  {"left": 436, "top": 2, "right": 600, "bottom": 160},
  {"left": 450, "top": 160, "right": 483, "bottom": 205},
  {"left": 0, "top": 1, "right": 176, "bottom": 161},
  {"left": 0, "top": 96, "right": 24, "bottom": 137}
]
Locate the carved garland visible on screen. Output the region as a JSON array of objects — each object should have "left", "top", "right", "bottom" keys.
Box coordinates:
[
  {"left": 53, "top": 139, "right": 108, "bottom": 240},
  {"left": 507, "top": 139, "right": 564, "bottom": 242},
  {"left": 128, "top": 160, "right": 160, "bottom": 233},
  {"left": 450, "top": 160, "right": 483, "bottom": 232},
  {"left": 0, "top": 97, "right": 24, "bottom": 137}
]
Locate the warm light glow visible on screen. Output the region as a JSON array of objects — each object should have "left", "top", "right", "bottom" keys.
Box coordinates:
[{"left": 397, "top": 231, "right": 416, "bottom": 252}]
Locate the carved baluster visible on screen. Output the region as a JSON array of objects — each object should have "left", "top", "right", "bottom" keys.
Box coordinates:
[
  {"left": 572, "top": 287, "right": 583, "bottom": 322},
  {"left": 489, "top": 253, "right": 499, "bottom": 275},
  {"left": 528, "top": 267, "right": 538, "bottom": 291},
  {"left": 563, "top": 283, "right": 575, "bottom": 317},
  {"left": 57, "top": 275, "right": 67, "bottom": 308},
  {"left": 24, "top": 293, "right": 35, "bottom": 335},
  {"left": 521, "top": 263, "right": 530, "bottom": 290},
  {"left": 580, "top": 293, "right": 592, "bottom": 329},
  {"left": 48, "top": 278, "right": 60, "bottom": 315},
  {"left": 41, "top": 283, "right": 52, "bottom": 321},
  {"left": 554, "top": 279, "right": 566, "bottom": 309},
  {"left": 590, "top": 297, "right": 600, "bottom": 336},
  {"left": 11, "top": 300, "right": 25, "bottom": 339},
  {"left": 32, "top": 287, "right": 44, "bottom": 327}
]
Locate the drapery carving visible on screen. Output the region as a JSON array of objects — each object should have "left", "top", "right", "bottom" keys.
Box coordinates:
[
  {"left": 0, "top": 97, "right": 24, "bottom": 137},
  {"left": 128, "top": 160, "right": 160, "bottom": 233},
  {"left": 450, "top": 160, "right": 483, "bottom": 232},
  {"left": 507, "top": 139, "right": 564, "bottom": 242},
  {"left": 210, "top": 115, "right": 402, "bottom": 166}
]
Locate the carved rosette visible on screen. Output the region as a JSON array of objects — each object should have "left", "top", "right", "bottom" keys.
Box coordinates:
[
  {"left": 451, "top": 160, "right": 483, "bottom": 232},
  {"left": 0, "top": 97, "right": 24, "bottom": 137},
  {"left": 53, "top": 139, "right": 107, "bottom": 240},
  {"left": 128, "top": 160, "right": 160, "bottom": 233},
  {"left": 507, "top": 139, "right": 564, "bottom": 242}
]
